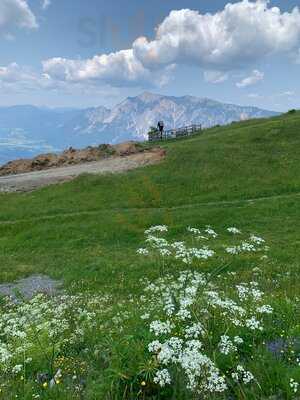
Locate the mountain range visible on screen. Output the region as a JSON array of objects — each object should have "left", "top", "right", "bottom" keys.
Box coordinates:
[{"left": 0, "top": 92, "right": 279, "bottom": 165}]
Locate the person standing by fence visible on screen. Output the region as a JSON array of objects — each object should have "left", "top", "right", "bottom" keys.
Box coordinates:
[
  {"left": 157, "top": 121, "right": 164, "bottom": 140},
  {"left": 148, "top": 123, "right": 202, "bottom": 141}
]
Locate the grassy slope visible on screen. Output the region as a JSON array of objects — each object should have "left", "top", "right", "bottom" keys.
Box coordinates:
[{"left": 0, "top": 111, "right": 299, "bottom": 297}]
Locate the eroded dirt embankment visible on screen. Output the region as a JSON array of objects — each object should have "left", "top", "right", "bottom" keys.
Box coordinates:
[
  {"left": 0, "top": 144, "right": 165, "bottom": 193},
  {"left": 0, "top": 141, "right": 145, "bottom": 176}
]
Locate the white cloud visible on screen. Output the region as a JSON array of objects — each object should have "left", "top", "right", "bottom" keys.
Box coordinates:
[
  {"left": 43, "top": 50, "right": 149, "bottom": 84},
  {"left": 41, "top": 0, "right": 51, "bottom": 10},
  {"left": 0, "top": 0, "right": 38, "bottom": 35},
  {"left": 42, "top": 50, "right": 174, "bottom": 88},
  {"left": 0, "top": 62, "right": 35, "bottom": 83},
  {"left": 247, "top": 90, "right": 296, "bottom": 102},
  {"left": 0, "top": 62, "right": 123, "bottom": 99},
  {"left": 43, "top": 1, "right": 300, "bottom": 89},
  {"left": 280, "top": 91, "right": 295, "bottom": 96},
  {"left": 236, "top": 70, "right": 264, "bottom": 88},
  {"left": 248, "top": 93, "right": 262, "bottom": 99},
  {"left": 0, "top": 62, "right": 59, "bottom": 92},
  {"left": 133, "top": 1, "right": 300, "bottom": 71},
  {"left": 204, "top": 70, "right": 228, "bottom": 84}
]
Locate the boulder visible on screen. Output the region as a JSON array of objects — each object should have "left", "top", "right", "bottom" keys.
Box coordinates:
[
  {"left": 0, "top": 159, "right": 33, "bottom": 175},
  {"left": 31, "top": 153, "right": 59, "bottom": 169},
  {"left": 113, "top": 141, "right": 141, "bottom": 156}
]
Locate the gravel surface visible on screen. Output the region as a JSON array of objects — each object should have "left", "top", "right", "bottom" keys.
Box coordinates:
[
  {"left": 0, "top": 149, "right": 165, "bottom": 193},
  {"left": 0, "top": 275, "right": 63, "bottom": 302}
]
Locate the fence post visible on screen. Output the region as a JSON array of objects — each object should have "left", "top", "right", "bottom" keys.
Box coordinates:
[{"left": 148, "top": 124, "right": 202, "bottom": 142}]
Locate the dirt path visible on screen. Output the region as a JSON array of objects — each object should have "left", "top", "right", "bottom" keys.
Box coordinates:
[
  {"left": 0, "top": 149, "right": 165, "bottom": 193},
  {"left": 0, "top": 191, "right": 299, "bottom": 226}
]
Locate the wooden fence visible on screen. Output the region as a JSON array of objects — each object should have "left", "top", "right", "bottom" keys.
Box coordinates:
[{"left": 148, "top": 124, "right": 202, "bottom": 142}]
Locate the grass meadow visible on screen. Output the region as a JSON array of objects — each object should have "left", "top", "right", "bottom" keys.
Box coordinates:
[{"left": 0, "top": 111, "right": 299, "bottom": 399}]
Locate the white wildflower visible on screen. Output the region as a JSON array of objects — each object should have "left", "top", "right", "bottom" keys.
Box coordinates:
[
  {"left": 137, "top": 248, "right": 149, "bottom": 255},
  {"left": 196, "top": 235, "right": 209, "bottom": 241},
  {"left": 241, "top": 242, "right": 257, "bottom": 252},
  {"left": 232, "top": 365, "right": 254, "bottom": 384},
  {"left": 206, "top": 368, "right": 228, "bottom": 392},
  {"left": 290, "top": 378, "right": 299, "bottom": 393},
  {"left": 159, "top": 248, "right": 172, "bottom": 257},
  {"left": 187, "top": 227, "right": 201, "bottom": 235},
  {"left": 148, "top": 340, "right": 162, "bottom": 353},
  {"left": 153, "top": 369, "right": 171, "bottom": 387},
  {"left": 245, "top": 316, "right": 263, "bottom": 331},
  {"left": 250, "top": 234, "right": 265, "bottom": 244},
  {"left": 225, "top": 246, "right": 239, "bottom": 255},
  {"left": 218, "top": 335, "right": 237, "bottom": 355},
  {"left": 184, "top": 323, "right": 204, "bottom": 339},
  {"left": 12, "top": 364, "right": 23, "bottom": 374},
  {"left": 145, "top": 225, "right": 168, "bottom": 235},
  {"left": 233, "top": 336, "right": 244, "bottom": 345},
  {"left": 146, "top": 235, "right": 169, "bottom": 249},
  {"left": 256, "top": 305, "right": 273, "bottom": 314},
  {"left": 227, "top": 227, "right": 241, "bottom": 234},
  {"left": 150, "top": 320, "right": 173, "bottom": 336},
  {"left": 205, "top": 226, "right": 218, "bottom": 238}
]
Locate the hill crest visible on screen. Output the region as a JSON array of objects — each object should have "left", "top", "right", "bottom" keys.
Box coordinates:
[{"left": 0, "top": 93, "right": 279, "bottom": 164}]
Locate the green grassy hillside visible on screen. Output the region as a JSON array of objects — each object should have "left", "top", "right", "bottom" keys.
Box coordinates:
[
  {"left": 0, "top": 112, "right": 299, "bottom": 287},
  {"left": 0, "top": 111, "right": 300, "bottom": 399}
]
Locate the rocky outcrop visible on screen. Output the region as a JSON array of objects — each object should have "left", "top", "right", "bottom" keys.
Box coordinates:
[
  {"left": 114, "top": 141, "right": 143, "bottom": 156},
  {"left": 0, "top": 141, "right": 145, "bottom": 176}
]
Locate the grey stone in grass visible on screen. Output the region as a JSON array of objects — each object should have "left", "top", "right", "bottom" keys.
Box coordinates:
[{"left": 0, "top": 274, "right": 63, "bottom": 302}]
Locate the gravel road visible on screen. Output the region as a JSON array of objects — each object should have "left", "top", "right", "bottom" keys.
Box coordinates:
[{"left": 0, "top": 149, "right": 165, "bottom": 193}]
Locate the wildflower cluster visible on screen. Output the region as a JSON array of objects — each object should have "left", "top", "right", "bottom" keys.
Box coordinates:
[
  {"left": 137, "top": 225, "right": 268, "bottom": 265},
  {"left": 133, "top": 226, "right": 300, "bottom": 397},
  {"left": 139, "top": 270, "right": 274, "bottom": 395},
  {"left": 0, "top": 293, "right": 108, "bottom": 380},
  {"left": 225, "top": 234, "right": 268, "bottom": 255},
  {"left": 1, "top": 223, "right": 298, "bottom": 399},
  {"left": 231, "top": 365, "right": 254, "bottom": 384}
]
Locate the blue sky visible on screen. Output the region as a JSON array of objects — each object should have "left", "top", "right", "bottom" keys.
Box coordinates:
[{"left": 0, "top": 0, "right": 300, "bottom": 111}]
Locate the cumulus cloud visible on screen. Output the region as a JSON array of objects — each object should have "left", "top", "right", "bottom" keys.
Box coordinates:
[
  {"left": 43, "top": 50, "right": 149, "bottom": 84},
  {"left": 0, "top": 0, "right": 38, "bottom": 35},
  {"left": 0, "top": 62, "right": 35, "bottom": 83},
  {"left": 133, "top": 1, "right": 300, "bottom": 71},
  {"left": 42, "top": 1, "right": 300, "bottom": 89},
  {"left": 0, "top": 62, "right": 58, "bottom": 92},
  {"left": 41, "top": 0, "right": 51, "bottom": 10},
  {"left": 0, "top": 62, "right": 123, "bottom": 98},
  {"left": 204, "top": 70, "right": 228, "bottom": 84},
  {"left": 236, "top": 70, "right": 264, "bottom": 88},
  {"left": 42, "top": 50, "right": 174, "bottom": 88}
]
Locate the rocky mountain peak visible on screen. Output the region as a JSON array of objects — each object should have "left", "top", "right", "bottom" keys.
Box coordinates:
[{"left": 0, "top": 93, "right": 279, "bottom": 164}]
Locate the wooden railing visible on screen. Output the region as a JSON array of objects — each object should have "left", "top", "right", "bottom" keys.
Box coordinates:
[{"left": 148, "top": 124, "right": 202, "bottom": 142}]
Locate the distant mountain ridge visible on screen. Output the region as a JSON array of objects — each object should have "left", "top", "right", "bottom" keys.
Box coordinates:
[{"left": 0, "top": 93, "right": 279, "bottom": 164}]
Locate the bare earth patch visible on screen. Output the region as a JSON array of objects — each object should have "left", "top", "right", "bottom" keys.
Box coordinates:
[
  {"left": 0, "top": 148, "right": 165, "bottom": 193},
  {"left": 0, "top": 275, "right": 63, "bottom": 301}
]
